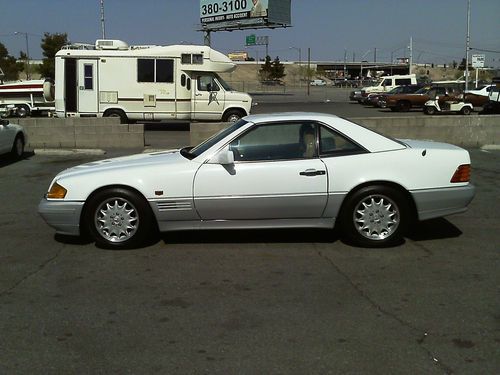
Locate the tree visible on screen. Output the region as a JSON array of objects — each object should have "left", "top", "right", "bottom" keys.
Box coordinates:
[
  {"left": 458, "top": 58, "right": 467, "bottom": 70},
  {"left": 271, "top": 56, "right": 286, "bottom": 81},
  {"left": 259, "top": 55, "right": 273, "bottom": 81},
  {"left": 0, "top": 42, "right": 24, "bottom": 81},
  {"left": 259, "top": 55, "right": 286, "bottom": 82},
  {"left": 37, "top": 32, "right": 68, "bottom": 79}
]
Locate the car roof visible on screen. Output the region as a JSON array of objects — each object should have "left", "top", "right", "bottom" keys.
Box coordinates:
[{"left": 243, "top": 112, "right": 405, "bottom": 152}]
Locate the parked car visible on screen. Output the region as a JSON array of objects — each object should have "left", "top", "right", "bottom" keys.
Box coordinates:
[
  {"left": 481, "top": 78, "right": 500, "bottom": 114},
  {"left": 0, "top": 119, "right": 26, "bottom": 158},
  {"left": 364, "top": 85, "right": 422, "bottom": 106},
  {"left": 310, "top": 79, "right": 327, "bottom": 86},
  {"left": 350, "top": 75, "right": 417, "bottom": 103},
  {"left": 39, "top": 113, "right": 475, "bottom": 249}
]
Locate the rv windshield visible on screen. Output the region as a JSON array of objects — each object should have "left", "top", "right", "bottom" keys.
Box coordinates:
[{"left": 215, "top": 74, "right": 233, "bottom": 91}]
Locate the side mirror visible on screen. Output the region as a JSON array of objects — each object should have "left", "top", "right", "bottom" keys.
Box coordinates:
[
  {"left": 208, "top": 146, "right": 234, "bottom": 165},
  {"left": 0, "top": 119, "right": 9, "bottom": 126}
]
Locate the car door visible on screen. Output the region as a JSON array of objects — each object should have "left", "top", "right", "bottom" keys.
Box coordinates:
[
  {"left": 193, "top": 121, "right": 328, "bottom": 220},
  {"left": 192, "top": 74, "right": 225, "bottom": 121}
]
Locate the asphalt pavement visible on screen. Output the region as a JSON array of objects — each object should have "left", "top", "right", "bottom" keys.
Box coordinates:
[{"left": 0, "top": 140, "right": 498, "bottom": 374}]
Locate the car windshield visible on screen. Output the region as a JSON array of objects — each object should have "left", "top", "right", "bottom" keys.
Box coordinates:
[
  {"left": 184, "top": 119, "right": 248, "bottom": 159},
  {"left": 215, "top": 73, "right": 233, "bottom": 91}
]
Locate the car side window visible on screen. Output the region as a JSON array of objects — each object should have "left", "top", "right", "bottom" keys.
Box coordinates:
[
  {"left": 319, "top": 125, "right": 364, "bottom": 157},
  {"left": 229, "top": 122, "right": 318, "bottom": 162},
  {"left": 198, "top": 75, "right": 219, "bottom": 92}
]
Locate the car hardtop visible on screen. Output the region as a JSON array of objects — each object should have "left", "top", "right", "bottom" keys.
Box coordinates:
[{"left": 189, "top": 112, "right": 406, "bottom": 162}]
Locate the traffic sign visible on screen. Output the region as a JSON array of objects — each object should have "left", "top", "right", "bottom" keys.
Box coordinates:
[{"left": 472, "top": 54, "right": 485, "bottom": 68}]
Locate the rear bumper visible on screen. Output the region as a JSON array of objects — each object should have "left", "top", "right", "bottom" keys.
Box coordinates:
[
  {"left": 38, "top": 199, "right": 84, "bottom": 236},
  {"left": 411, "top": 185, "right": 475, "bottom": 221}
]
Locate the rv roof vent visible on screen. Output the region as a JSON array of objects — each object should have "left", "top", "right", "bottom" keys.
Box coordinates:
[{"left": 95, "top": 39, "right": 129, "bottom": 50}]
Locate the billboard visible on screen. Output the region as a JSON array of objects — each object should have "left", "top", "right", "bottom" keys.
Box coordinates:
[{"left": 200, "top": 0, "right": 291, "bottom": 31}]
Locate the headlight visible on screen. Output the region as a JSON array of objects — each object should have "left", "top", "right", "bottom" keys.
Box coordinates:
[{"left": 47, "top": 181, "right": 67, "bottom": 199}]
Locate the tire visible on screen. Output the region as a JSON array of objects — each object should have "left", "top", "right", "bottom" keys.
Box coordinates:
[
  {"left": 461, "top": 106, "right": 472, "bottom": 115},
  {"left": 104, "top": 109, "right": 128, "bottom": 124},
  {"left": 424, "top": 106, "right": 436, "bottom": 115},
  {"left": 16, "top": 105, "right": 30, "bottom": 118},
  {"left": 389, "top": 107, "right": 398, "bottom": 112},
  {"left": 223, "top": 109, "right": 244, "bottom": 123},
  {"left": 11, "top": 134, "right": 24, "bottom": 159},
  {"left": 340, "top": 185, "right": 410, "bottom": 247},
  {"left": 397, "top": 101, "right": 411, "bottom": 112},
  {"left": 84, "top": 188, "right": 155, "bottom": 248}
]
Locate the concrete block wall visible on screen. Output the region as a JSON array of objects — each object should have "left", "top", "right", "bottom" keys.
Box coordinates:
[
  {"left": 9, "top": 117, "right": 144, "bottom": 149},
  {"left": 190, "top": 115, "right": 500, "bottom": 148}
]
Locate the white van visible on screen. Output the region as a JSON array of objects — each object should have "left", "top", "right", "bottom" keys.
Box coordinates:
[{"left": 54, "top": 40, "right": 252, "bottom": 123}]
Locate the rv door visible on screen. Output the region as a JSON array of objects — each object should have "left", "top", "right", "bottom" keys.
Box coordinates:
[
  {"left": 77, "top": 59, "right": 98, "bottom": 114},
  {"left": 192, "top": 74, "right": 225, "bottom": 121}
]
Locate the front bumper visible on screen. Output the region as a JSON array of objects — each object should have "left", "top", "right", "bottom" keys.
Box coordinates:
[
  {"left": 411, "top": 184, "right": 475, "bottom": 221},
  {"left": 38, "top": 199, "right": 85, "bottom": 236}
]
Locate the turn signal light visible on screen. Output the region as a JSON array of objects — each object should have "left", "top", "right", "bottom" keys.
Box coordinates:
[
  {"left": 47, "top": 182, "right": 67, "bottom": 199},
  {"left": 451, "top": 164, "right": 471, "bottom": 183}
]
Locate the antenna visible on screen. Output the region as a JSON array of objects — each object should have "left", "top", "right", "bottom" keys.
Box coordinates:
[{"left": 100, "top": 0, "right": 106, "bottom": 39}]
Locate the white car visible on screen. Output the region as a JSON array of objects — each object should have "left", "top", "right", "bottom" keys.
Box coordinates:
[
  {"left": 310, "top": 79, "right": 326, "bottom": 86},
  {"left": 0, "top": 119, "right": 26, "bottom": 158},
  {"left": 39, "top": 113, "right": 475, "bottom": 248}
]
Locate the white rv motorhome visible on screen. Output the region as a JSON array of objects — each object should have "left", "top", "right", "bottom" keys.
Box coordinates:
[{"left": 55, "top": 40, "right": 252, "bottom": 122}]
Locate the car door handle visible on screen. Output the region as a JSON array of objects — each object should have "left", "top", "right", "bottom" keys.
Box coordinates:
[{"left": 299, "top": 169, "right": 326, "bottom": 177}]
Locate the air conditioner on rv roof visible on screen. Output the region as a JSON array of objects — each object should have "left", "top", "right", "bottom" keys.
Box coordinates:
[{"left": 95, "top": 39, "right": 129, "bottom": 50}]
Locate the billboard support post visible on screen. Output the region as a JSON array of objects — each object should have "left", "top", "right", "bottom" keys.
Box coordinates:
[{"left": 204, "top": 30, "right": 211, "bottom": 47}]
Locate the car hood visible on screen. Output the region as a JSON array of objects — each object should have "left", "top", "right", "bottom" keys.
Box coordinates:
[{"left": 56, "top": 149, "right": 185, "bottom": 179}]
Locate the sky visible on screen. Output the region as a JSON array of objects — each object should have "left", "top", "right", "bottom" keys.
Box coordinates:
[{"left": 1, "top": 0, "right": 499, "bottom": 67}]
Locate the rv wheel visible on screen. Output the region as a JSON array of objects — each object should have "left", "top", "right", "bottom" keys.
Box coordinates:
[
  {"left": 223, "top": 109, "right": 244, "bottom": 123},
  {"left": 104, "top": 109, "right": 128, "bottom": 124},
  {"left": 16, "top": 105, "right": 30, "bottom": 118}
]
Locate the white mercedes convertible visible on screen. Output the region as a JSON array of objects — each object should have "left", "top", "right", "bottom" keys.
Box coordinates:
[{"left": 39, "top": 113, "right": 475, "bottom": 248}]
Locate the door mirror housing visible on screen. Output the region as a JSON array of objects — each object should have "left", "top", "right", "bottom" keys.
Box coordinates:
[{"left": 208, "top": 146, "right": 234, "bottom": 165}]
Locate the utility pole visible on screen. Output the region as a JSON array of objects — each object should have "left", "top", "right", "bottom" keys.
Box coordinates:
[
  {"left": 409, "top": 37, "right": 413, "bottom": 74},
  {"left": 307, "top": 47, "right": 311, "bottom": 96},
  {"left": 100, "top": 0, "right": 106, "bottom": 39},
  {"left": 374, "top": 48, "right": 377, "bottom": 63},
  {"left": 465, "top": 0, "right": 471, "bottom": 91}
]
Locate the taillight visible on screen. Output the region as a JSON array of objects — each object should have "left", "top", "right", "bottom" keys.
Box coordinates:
[{"left": 451, "top": 164, "right": 471, "bottom": 183}]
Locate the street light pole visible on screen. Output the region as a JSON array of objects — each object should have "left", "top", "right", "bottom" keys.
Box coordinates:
[
  {"left": 15, "top": 32, "right": 30, "bottom": 80},
  {"left": 465, "top": 0, "right": 471, "bottom": 91}
]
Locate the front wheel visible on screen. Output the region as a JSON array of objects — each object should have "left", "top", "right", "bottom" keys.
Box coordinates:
[
  {"left": 340, "top": 186, "right": 410, "bottom": 247},
  {"left": 84, "top": 188, "right": 155, "bottom": 248},
  {"left": 424, "top": 106, "right": 436, "bottom": 115},
  {"left": 11, "top": 134, "right": 24, "bottom": 159},
  {"left": 104, "top": 109, "right": 128, "bottom": 124},
  {"left": 16, "top": 105, "right": 30, "bottom": 118},
  {"left": 223, "top": 109, "right": 244, "bottom": 123}
]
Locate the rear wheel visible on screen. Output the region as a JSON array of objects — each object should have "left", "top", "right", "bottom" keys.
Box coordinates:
[
  {"left": 16, "top": 105, "right": 30, "bottom": 118},
  {"left": 85, "top": 188, "right": 155, "bottom": 248},
  {"left": 104, "top": 109, "right": 128, "bottom": 124},
  {"left": 461, "top": 106, "right": 472, "bottom": 115},
  {"left": 340, "top": 185, "right": 410, "bottom": 247}
]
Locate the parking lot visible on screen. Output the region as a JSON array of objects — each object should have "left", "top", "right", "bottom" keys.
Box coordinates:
[{"left": 1, "top": 104, "right": 499, "bottom": 374}]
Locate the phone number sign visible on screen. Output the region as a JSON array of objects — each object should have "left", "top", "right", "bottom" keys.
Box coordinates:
[{"left": 200, "top": 0, "right": 268, "bottom": 23}]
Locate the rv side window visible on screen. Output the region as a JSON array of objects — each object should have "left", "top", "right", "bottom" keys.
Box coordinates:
[
  {"left": 138, "top": 59, "right": 155, "bottom": 82},
  {"left": 187, "top": 77, "right": 191, "bottom": 90},
  {"left": 198, "top": 75, "right": 219, "bottom": 91},
  {"left": 84, "top": 64, "right": 93, "bottom": 90},
  {"left": 181, "top": 54, "right": 191, "bottom": 64},
  {"left": 156, "top": 59, "right": 174, "bottom": 83},
  {"left": 192, "top": 54, "right": 203, "bottom": 64},
  {"left": 395, "top": 78, "right": 411, "bottom": 85},
  {"left": 181, "top": 74, "right": 186, "bottom": 87},
  {"left": 137, "top": 59, "right": 173, "bottom": 83}
]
